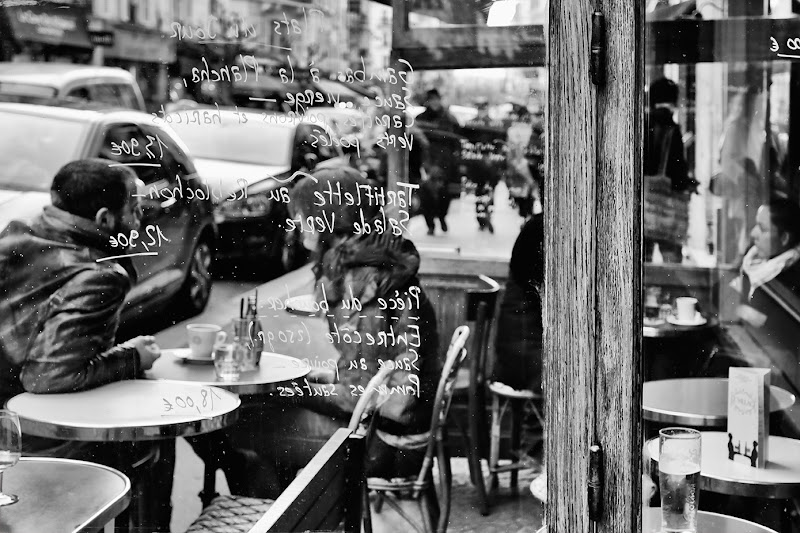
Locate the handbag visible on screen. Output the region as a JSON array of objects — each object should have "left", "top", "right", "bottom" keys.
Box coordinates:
[{"left": 644, "top": 126, "right": 690, "bottom": 242}]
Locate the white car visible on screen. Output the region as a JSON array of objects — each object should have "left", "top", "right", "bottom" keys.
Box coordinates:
[{"left": 166, "top": 108, "right": 349, "bottom": 265}]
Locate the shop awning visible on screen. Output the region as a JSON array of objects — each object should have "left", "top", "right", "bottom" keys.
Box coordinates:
[{"left": 2, "top": 2, "right": 91, "bottom": 49}]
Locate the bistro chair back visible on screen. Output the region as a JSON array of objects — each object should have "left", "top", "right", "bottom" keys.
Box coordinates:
[
  {"left": 348, "top": 364, "right": 397, "bottom": 439},
  {"left": 450, "top": 275, "right": 500, "bottom": 515},
  {"left": 249, "top": 429, "right": 365, "bottom": 533},
  {"left": 366, "top": 325, "right": 470, "bottom": 533},
  {"left": 186, "top": 428, "right": 366, "bottom": 533}
]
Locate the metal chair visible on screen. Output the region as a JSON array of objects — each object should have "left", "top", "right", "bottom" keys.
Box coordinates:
[
  {"left": 186, "top": 367, "right": 395, "bottom": 533},
  {"left": 486, "top": 382, "right": 545, "bottom": 497},
  {"left": 450, "top": 275, "right": 500, "bottom": 515},
  {"left": 366, "top": 326, "right": 471, "bottom": 533}
]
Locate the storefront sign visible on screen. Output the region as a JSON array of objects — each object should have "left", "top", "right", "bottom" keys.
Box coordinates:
[
  {"left": 4, "top": 3, "right": 91, "bottom": 48},
  {"left": 104, "top": 24, "right": 176, "bottom": 63},
  {"left": 87, "top": 17, "right": 114, "bottom": 47}
]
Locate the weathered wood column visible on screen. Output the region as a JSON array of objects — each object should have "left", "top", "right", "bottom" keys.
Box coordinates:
[{"left": 546, "top": 0, "right": 643, "bottom": 530}]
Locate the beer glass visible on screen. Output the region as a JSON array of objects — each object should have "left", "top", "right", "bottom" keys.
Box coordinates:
[
  {"left": 0, "top": 410, "right": 21, "bottom": 506},
  {"left": 659, "top": 428, "right": 701, "bottom": 532}
]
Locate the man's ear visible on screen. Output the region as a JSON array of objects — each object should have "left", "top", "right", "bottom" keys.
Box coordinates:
[
  {"left": 95, "top": 207, "right": 116, "bottom": 231},
  {"left": 779, "top": 230, "right": 793, "bottom": 250}
]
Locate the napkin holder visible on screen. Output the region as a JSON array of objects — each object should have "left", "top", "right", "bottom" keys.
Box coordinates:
[{"left": 726, "top": 367, "right": 770, "bottom": 468}]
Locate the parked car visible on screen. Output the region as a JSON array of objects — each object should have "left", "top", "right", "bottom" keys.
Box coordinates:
[
  {"left": 0, "top": 63, "right": 146, "bottom": 111},
  {"left": 166, "top": 108, "right": 349, "bottom": 269},
  {"left": 0, "top": 102, "right": 216, "bottom": 319}
]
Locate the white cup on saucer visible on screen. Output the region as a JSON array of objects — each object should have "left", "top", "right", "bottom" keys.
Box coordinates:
[
  {"left": 674, "top": 297, "right": 698, "bottom": 322},
  {"left": 187, "top": 324, "right": 222, "bottom": 359}
]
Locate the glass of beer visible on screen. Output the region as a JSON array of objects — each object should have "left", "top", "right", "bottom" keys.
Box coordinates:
[{"left": 659, "top": 428, "right": 701, "bottom": 532}]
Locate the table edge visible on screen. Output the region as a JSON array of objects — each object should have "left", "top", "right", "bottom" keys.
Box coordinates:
[
  {"left": 645, "top": 434, "right": 800, "bottom": 499},
  {"left": 19, "top": 457, "right": 132, "bottom": 533}
]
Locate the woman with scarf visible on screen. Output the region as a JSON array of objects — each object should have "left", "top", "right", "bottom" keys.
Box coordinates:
[
  {"left": 733, "top": 197, "right": 800, "bottom": 328},
  {"left": 233, "top": 167, "right": 441, "bottom": 497}
]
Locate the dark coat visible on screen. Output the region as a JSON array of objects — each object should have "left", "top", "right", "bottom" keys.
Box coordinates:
[
  {"left": 493, "top": 214, "right": 544, "bottom": 392},
  {"left": 300, "top": 230, "right": 441, "bottom": 436},
  {"left": 0, "top": 206, "right": 140, "bottom": 406},
  {"left": 645, "top": 107, "right": 693, "bottom": 192}
]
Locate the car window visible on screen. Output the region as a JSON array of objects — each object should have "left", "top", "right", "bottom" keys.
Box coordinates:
[
  {"left": 114, "top": 84, "right": 140, "bottom": 110},
  {"left": 65, "top": 86, "right": 91, "bottom": 102},
  {"left": 168, "top": 115, "right": 293, "bottom": 167},
  {"left": 0, "top": 111, "right": 86, "bottom": 191},
  {"left": 146, "top": 126, "right": 197, "bottom": 177},
  {"left": 88, "top": 84, "right": 125, "bottom": 108},
  {"left": 98, "top": 124, "right": 173, "bottom": 186}
]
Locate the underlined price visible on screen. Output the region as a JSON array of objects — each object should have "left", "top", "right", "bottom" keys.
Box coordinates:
[{"left": 162, "top": 387, "right": 222, "bottom": 416}]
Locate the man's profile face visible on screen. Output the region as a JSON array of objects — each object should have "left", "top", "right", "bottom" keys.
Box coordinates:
[
  {"left": 112, "top": 178, "right": 143, "bottom": 235},
  {"left": 751, "top": 206, "right": 782, "bottom": 259}
]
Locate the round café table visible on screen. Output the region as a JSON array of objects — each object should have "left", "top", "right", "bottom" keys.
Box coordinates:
[
  {"left": 643, "top": 378, "right": 796, "bottom": 427},
  {"left": 646, "top": 432, "right": 800, "bottom": 499},
  {"left": 6, "top": 380, "right": 240, "bottom": 441},
  {"left": 536, "top": 508, "right": 778, "bottom": 532},
  {"left": 3, "top": 457, "right": 131, "bottom": 533},
  {"left": 147, "top": 350, "right": 310, "bottom": 395}
]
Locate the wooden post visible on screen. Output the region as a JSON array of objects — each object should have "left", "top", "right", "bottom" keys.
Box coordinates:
[
  {"left": 594, "top": 0, "right": 644, "bottom": 530},
  {"left": 546, "top": 0, "right": 643, "bottom": 530}
]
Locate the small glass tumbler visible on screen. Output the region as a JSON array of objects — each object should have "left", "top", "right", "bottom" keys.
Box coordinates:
[
  {"left": 213, "top": 343, "right": 242, "bottom": 381},
  {"left": 659, "top": 428, "right": 701, "bottom": 533}
]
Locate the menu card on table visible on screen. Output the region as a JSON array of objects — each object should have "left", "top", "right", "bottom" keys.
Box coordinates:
[{"left": 727, "top": 367, "right": 770, "bottom": 468}]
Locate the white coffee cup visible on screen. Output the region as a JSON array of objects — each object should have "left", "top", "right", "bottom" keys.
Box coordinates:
[
  {"left": 187, "top": 324, "right": 222, "bottom": 359},
  {"left": 675, "top": 297, "right": 698, "bottom": 322}
]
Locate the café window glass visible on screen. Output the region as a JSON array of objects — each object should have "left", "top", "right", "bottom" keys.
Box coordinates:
[{"left": 642, "top": 0, "right": 800, "bottom": 529}]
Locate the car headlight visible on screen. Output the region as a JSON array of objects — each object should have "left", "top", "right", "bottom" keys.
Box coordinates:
[{"left": 216, "top": 191, "right": 274, "bottom": 220}]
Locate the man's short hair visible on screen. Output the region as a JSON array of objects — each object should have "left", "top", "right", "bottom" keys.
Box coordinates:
[
  {"left": 769, "top": 196, "right": 800, "bottom": 248},
  {"left": 425, "top": 88, "right": 441, "bottom": 101},
  {"left": 51, "top": 159, "right": 136, "bottom": 220},
  {"left": 649, "top": 77, "right": 679, "bottom": 106}
]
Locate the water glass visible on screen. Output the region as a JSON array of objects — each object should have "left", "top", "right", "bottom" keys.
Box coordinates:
[
  {"left": 0, "top": 410, "right": 21, "bottom": 506},
  {"left": 659, "top": 428, "right": 701, "bottom": 532},
  {"left": 213, "top": 343, "right": 242, "bottom": 381}
]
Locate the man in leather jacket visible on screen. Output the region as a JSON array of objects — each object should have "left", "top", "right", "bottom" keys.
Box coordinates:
[{"left": 0, "top": 159, "right": 167, "bottom": 530}]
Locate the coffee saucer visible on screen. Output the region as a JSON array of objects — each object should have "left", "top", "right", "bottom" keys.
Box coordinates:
[
  {"left": 166, "top": 348, "right": 215, "bottom": 365},
  {"left": 666, "top": 314, "right": 707, "bottom": 327}
]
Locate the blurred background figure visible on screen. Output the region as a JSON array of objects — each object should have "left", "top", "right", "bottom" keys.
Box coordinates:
[
  {"left": 643, "top": 77, "right": 698, "bottom": 263},
  {"left": 417, "top": 88, "right": 459, "bottom": 132},
  {"left": 492, "top": 196, "right": 544, "bottom": 464}
]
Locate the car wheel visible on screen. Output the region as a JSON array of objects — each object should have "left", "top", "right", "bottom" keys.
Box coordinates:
[{"left": 177, "top": 239, "right": 213, "bottom": 316}]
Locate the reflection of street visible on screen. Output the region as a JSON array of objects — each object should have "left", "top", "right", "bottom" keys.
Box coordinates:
[{"left": 408, "top": 181, "right": 525, "bottom": 260}]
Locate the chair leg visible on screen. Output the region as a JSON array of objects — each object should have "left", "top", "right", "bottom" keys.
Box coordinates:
[
  {"left": 362, "top": 486, "right": 373, "bottom": 533},
  {"left": 510, "top": 399, "right": 523, "bottom": 495},
  {"left": 419, "top": 491, "right": 438, "bottom": 533},
  {"left": 451, "top": 414, "right": 477, "bottom": 486},
  {"left": 467, "top": 393, "right": 490, "bottom": 516},
  {"left": 489, "top": 394, "right": 503, "bottom": 495},
  {"left": 436, "top": 441, "right": 452, "bottom": 533}
]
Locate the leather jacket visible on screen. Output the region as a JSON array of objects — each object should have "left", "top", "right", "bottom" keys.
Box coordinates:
[{"left": 0, "top": 206, "right": 141, "bottom": 406}]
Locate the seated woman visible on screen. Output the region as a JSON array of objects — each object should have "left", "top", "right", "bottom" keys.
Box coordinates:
[
  {"left": 232, "top": 167, "right": 441, "bottom": 497},
  {"left": 732, "top": 196, "right": 800, "bottom": 329},
  {"left": 492, "top": 191, "right": 544, "bottom": 464}
]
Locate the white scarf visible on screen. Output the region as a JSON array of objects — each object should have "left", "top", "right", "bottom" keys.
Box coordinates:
[{"left": 741, "top": 245, "right": 800, "bottom": 298}]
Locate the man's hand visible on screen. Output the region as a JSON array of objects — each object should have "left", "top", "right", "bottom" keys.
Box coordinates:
[
  {"left": 306, "top": 366, "right": 336, "bottom": 384},
  {"left": 126, "top": 336, "right": 161, "bottom": 370}
]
